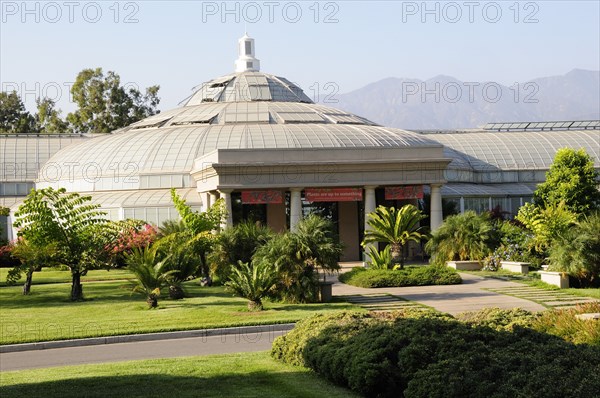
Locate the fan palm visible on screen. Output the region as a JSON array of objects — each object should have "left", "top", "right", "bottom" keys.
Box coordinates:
[
  {"left": 425, "top": 211, "right": 496, "bottom": 266},
  {"left": 363, "top": 205, "right": 426, "bottom": 269}
]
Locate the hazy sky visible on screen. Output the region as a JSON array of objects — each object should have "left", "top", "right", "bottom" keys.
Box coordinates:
[{"left": 1, "top": 1, "right": 599, "bottom": 113}]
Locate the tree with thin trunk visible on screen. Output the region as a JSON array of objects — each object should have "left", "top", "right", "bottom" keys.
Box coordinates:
[
  {"left": 362, "top": 205, "right": 426, "bottom": 269},
  {"left": 13, "top": 188, "right": 110, "bottom": 301},
  {"left": 6, "top": 239, "right": 57, "bottom": 294}
]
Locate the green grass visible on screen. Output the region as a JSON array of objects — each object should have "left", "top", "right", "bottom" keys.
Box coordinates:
[
  {"left": 0, "top": 351, "right": 358, "bottom": 398},
  {"left": 0, "top": 268, "right": 135, "bottom": 287},
  {"left": 462, "top": 269, "right": 600, "bottom": 299},
  {"left": 0, "top": 280, "right": 358, "bottom": 345}
]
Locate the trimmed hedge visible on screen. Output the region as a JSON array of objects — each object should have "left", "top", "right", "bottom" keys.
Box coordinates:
[
  {"left": 272, "top": 309, "right": 600, "bottom": 398},
  {"left": 338, "top": 266, "right": 462, "bottom": 288}
]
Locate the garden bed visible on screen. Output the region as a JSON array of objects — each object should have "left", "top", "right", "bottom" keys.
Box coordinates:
[
  {"left": 272, "top": 305, "right": 600, "bottom": 397},
  {"left": 338, "top": 266, "right": 462, "bottom": 288}
]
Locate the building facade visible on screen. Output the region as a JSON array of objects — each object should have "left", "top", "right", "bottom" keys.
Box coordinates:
[{"left": 2, "top": 36, "right": 599, "bottom": 261}]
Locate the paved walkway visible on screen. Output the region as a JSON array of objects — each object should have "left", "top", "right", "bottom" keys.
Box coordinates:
[
  {"left": 333, "top": 263, "right": 546, "bottom": 315},
  {"left": 486, "top": 285, "right": 600, "bottom": 309}
]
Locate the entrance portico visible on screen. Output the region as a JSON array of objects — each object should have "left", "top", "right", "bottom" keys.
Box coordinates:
[{"left": 191, "top": 147, "right": 449, "bottom": 260}]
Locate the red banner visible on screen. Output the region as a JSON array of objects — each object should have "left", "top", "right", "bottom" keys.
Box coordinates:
[
  {"left": 385, "top": 186, "right": 424, "bottom": 200},
  {"left": 241, "top": 190, "right": 283, "bottom": 204},
  {"left": 305, "top": 188, "right": 363, "bottom": 202}
]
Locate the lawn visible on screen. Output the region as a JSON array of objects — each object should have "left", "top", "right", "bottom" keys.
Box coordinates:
[
  {"left": 0, "top": 268, "right": 135, "bottom": 287},
  {"left": 461, "top": 269, "right": 600, "bottom": 299},
  {"left": 0, "top": 351, "right": 358, "bottom": 398},
  {"left": 0, "top": 280, "right": 359, "bottom": 345}
]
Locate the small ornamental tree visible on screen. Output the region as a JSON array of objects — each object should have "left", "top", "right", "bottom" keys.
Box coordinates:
[
  {"left": 13, "top": 188, "right": 109, "bottom": 301},
  {"left": 7, "top": 238, "right": 58, "bottom": 294},
  {"left": 535, "top": 148, "right": 600, "bottom": 215}
]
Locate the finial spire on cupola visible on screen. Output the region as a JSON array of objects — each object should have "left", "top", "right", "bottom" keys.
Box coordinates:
[{"left": 235, "top": 34, "right": 260, "bottom": 73}]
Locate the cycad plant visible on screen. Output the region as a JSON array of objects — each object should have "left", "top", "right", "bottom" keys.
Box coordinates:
[
  {"left": 153, "top": 231, "right": 202, "bottom": 299},
  {"left": 425, "top": 211, "right": 497, "bottom": 266},
  {"left": 363, "top": 205, "right": 426, "bottom": 269},
  {"left": 225, "top": 261, "right": 278, "bottom": 311},
  {"left": 365, "top": 245, "right": 392, "bottom": 270},
  {"left": 125, "top": 247, "right": 175, "bottom": 308}
]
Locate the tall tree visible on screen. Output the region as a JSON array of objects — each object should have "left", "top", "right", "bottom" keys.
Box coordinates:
[
  {"left": 67, "top": 68, "right": 160, "bottom": 134},
  {"left": 13, "top": 188, "right": 109, "bottom": 300},
  {"left": 0, "top": 91, "right": 35, "bottom": 134},
  {"left": 35, "top": 98, "right": 68, "bottom": 134},
  {"left": 535, "top": 148, "right": 600, "bottom": 215},
  {"left": 363, "top": 205, "right": 426, "bottom": 269}
]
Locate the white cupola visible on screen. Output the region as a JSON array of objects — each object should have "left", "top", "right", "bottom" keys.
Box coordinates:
[{"left": 234, "top": 33, "right": 261, "bottom": 73}]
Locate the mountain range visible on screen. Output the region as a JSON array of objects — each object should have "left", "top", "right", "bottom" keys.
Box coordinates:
[{"left": 321, "top": 69, "right": 600, "bottom": 130}]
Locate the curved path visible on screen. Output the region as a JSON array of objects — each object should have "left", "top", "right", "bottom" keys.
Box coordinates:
[{"left": 333, "top": 263, "right": 546, "bottom": 315}]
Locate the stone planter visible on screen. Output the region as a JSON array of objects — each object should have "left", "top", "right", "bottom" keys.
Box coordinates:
[
  {"left": 500, "top": 261, "right": 530, "bottom": 275},
  {"left": 538, "top": 271, "right": 570, "bottom": 288},
  {"left": 446, "top": 261, "right": 481, "bottom": 271},
  {"left": 319, "top": 281, "right": 334, "bottom": 303}
]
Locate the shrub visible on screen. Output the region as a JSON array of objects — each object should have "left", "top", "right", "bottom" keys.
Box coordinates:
[
  {"left": 548, "top": 212, "right": 600, "bottom": 286},
  {"left": 532, "top": 303, "right": 600, "bottom": 345},
  {"left": 339, "top": 266, "right": 461, "bottom": 288},
  {"left": 456, "top": 307, "right": 539, "bottom": 331},
  {"left": 208, "top": 221, "right": 273, "bottom": 281},
  {"left": 425, "top": 211, "right": 498, "bottom": 266},
  {"left": 253, "top": 215, "right": 342, "bottom": 303},
  {"left": 272, "top": 310, "right": 600, "bottom": 398}
]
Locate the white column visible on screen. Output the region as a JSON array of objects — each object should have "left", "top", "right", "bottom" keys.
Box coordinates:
[
  {"left": 363, "top": 186, "right": 377, "bottom": 266},
  {"left": 459, "top": 196, "right": 465, "bottom": 214},
  {"left": 430, "top": 184, "right": 443, "bottom": 231},
  {"left": 202, "top": 192, "right": 211, "bottom": 212},
  {"left": 219, "top": 189, "right": 233, "bottom": 229},
  {"left": 209, "top": 191, "right": 219, "bottom": 207},
  {"left": 289, "top": 188, "right": 303, "bottom": 231}
]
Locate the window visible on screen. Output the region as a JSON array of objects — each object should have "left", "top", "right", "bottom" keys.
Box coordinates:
[
  {"left": 246, "top": 61, "right": 253, "bottom": 69},
  {"left": 245, "top": 41, "right": 252, "bottom": 55}
]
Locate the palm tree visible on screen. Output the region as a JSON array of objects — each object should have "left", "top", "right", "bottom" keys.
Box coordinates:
[
  {"left": 293, "top": 214, "right": 343, "bottom": 278},
  {"left": 425, "top": 211, "right": 497, "bottom": 266},
  {"left": 125, "top": 247, "right": 175, "bottom": 308},
  {"left": 549, "top": 212, "right": 600, "bottom": 286},
  {"left": 363, "top": 205, "right": 426, "bottom": 269}
]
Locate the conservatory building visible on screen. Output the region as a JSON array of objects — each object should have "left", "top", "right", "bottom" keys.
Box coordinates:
[{"left": 1, "top": 35, "right": 599, "bottom": 261}]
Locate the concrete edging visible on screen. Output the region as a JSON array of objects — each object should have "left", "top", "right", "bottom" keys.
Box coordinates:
[{"left": 0, "top": 323, "right": 296, "bottom": 353}]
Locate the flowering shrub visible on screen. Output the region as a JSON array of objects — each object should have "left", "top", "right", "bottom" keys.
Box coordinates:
[{"left": 109, "top": 224, "right": 158, "bottom": 267}]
